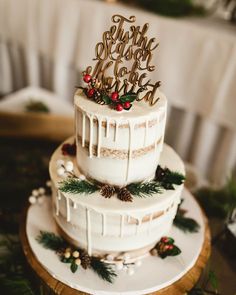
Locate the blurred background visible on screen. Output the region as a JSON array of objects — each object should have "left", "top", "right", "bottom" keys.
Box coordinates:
[{"left": 0, "top": 0, "right": 236, "bottom": 294}]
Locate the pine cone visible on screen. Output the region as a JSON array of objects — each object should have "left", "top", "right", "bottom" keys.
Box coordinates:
[
  {"left": 94, "top": 91, "right": 105, "bottom": 105},
  {"left": 100, "top": 184, "right": 116, "bottom": 198},
  {"left": 156, "top": 242, "right": 166, "bottom": 255},
  {"left": 80, "top": 251, "right": 91, "bottom": 269},
  {"left": 117, "top": 187, "right": 133, "bottom": 202}
]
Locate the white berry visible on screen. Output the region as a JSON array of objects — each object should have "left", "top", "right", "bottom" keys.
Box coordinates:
[
  {"left": 116, "top": 262, "right": 123, "bottom": 271},
  {"left": 123, "top": 253, "right": 130, "bottom": 260},
  {"left": 32, "top": 189, "right": 38, "bottom": 196},
  {"left": 73, "top": 251, "right": 80, "bottom": 258},
  {"left": 106, "top": 254, "right": 114, "bottom": 261},
  {"left": 127, "top": 267, "right": 135, "bottom": 276},
  {"left": 29, "top": 196, "right": 37, "bottom": 204},
  {"left": 56, "top": 159, "right": 64, "bottom": 167},
  {"left": 65, "top": 161, "right": 73, "bottom": 172},
  {"left": 46, "top": 180, "right": 52, "bottom": 187},
  {"left": 38, "top": 187, "right": 45, "bottom": 194},
  {"left": 57, "top": 167, "right": 65, "bottom": 176},
  {"left": 79, "top": 174, "right": 86, "bottom": 180}
]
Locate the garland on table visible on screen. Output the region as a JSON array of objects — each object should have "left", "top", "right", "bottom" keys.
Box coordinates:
[
  {"left": 36, "top": 231, "right": 182, "bottom": 283},
  {"left": 25, "top": 99, "right": 50, "bottom": 113},
  {"left": 59, "top": 165, "right": 185, "bottom": 202}
]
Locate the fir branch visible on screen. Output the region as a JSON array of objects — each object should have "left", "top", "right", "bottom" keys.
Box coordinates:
[
  {"left": 59, "top": 178, "right": 99, "bottom": 195},
  {"left": 127, "top": 181, "right": 162, "bottom": 198},
  {"left": 90, "top": 257, "right": 117, "bottom": 284},
  {"left": 164, "top": 171, "right": 185, "bottom": 185},
  {"left": 174, "top": 214, "right": 200, "bottom": 233},
  {"left": 36, "top": 231, "right": 66, "bottom": 251}
]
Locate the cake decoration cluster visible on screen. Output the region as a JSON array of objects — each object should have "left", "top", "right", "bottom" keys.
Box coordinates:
[
  {"left": 79, "top": 15, "right": 161, "bottom": 111},
  {"left": 36, "top": 231, "right": 182, "bottom": 283}
]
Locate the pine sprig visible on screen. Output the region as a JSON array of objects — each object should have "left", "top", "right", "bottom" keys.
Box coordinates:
[
  {"left": 164, "top": 171, "right": 185, "bottom": 185},
  {"left": 59, "top": 178, "right": 99, "bottom": 195},
  {"left": 127, "top": 181, "right": 162, "bottom": 198},
  {"left": 90, "top": 257, "right": 117, "bottom": 283},
  {"left": 36, "top": 231, "right": 66, "bottom": 251},
  {"left": 174, "top": 214, "right": 200, "bottom": 233}
]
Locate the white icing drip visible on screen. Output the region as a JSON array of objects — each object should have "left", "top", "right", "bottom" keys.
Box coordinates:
[
  {"left": 56, "top": 193, "right": 60, "bottom": 216},
  {"left": 66, "top": 197, "right": 71, "bottom": 222},
  {"left": 97, "top": 117, "right": 102, "bottom": 158},
  {"left": 106, "top": 117, "right": 110, "bottom": 138},
  {"left": 125, "top": 121, "right": 135, "bottom": 181},
  {"left": 127, "top": 215, "right": 131, "bottom": 223},
  {"left": 120, "top": 215, "right": 125, "bottom": 238},
  {"left": 82, "top": 113, "right": 86, "bottom": 147},
  {"left": 73, "top": 202, "right": 77, "bottom": 209},
  {"left": 154, "top": 114, "right": 160, "bottom": 154},
  {"left": 102, "top": 213, "right": 106, "bottom": 236},
  {"left": 86, "top": 208, "right": 92, "bottom": 255},
  {"left": 135, "top": 218, "right": 142, "bottom": 235},
  {"left": 148, "top": 213, "right": 153, "bottom": 235},
  {"left": 89, "top": 115, "right": 94, "bottom": 158},
  {"left": 144, "top": 119, "right": 149, "bottom": 147},
  {"left": 114, "top": 119, "right": 120, "bottom": 142},
  {"left": 58, "top": 191, "right": 61, "bottom": 200}
]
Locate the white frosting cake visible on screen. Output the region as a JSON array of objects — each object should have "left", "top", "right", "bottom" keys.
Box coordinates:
[
  {"left": 49, "top": 138, "right": 184, "bottom": 262},
  {"left": 75, "top": 89, "right": 167, "bottom": 186},
  {"left": 48, "top": 14, "right": 185, "bottom": 267}
]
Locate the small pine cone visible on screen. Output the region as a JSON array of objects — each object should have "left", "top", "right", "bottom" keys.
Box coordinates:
[
  {"left": 100, "top": 184, "right": 116, "bottom": 198},
  {"left": 80, "top": 251, "right": 91, "bottom": 269},
  {"left": 156, "top": 242, "right": 166, "bottom": 256},
  {"left": 117, "top": 187, "right": 133, "bottom": 202},
  {"left": 94, "top": 96, "right": 105, "bottom": 105}
]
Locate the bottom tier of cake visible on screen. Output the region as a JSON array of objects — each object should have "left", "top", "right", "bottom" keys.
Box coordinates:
[{"left": 49, "top": 138, "right": 185, "bottom": 263}]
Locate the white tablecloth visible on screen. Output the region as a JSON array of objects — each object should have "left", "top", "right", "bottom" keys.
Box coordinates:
[{"left": 0, "top": 0, "right": 236, "bottom": 184}]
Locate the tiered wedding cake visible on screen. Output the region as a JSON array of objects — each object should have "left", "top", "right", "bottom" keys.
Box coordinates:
[{"left": 49, "top": 15, "right": 185, "bottom": 266}]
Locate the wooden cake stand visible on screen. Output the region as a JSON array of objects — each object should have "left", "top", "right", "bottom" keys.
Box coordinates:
[{"left": 20, "top": 191, "right": 210, "bottom": 295}]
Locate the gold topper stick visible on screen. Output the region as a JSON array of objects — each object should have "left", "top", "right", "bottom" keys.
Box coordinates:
[{"left": 84, "top": 14, "right": 161, "bottom": 106}]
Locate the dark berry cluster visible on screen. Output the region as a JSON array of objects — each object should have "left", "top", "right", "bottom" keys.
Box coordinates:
[{"left": 82, "top": 73, "right": 136, "bottom": 111}]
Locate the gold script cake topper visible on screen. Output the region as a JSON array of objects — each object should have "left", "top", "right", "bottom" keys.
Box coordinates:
[{"left": 80, "top": 15, "right": 161, "bottom": 111}]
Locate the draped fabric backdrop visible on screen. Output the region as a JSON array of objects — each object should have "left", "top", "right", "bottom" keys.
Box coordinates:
[{"left": 0, "top": 0, "right": 236, "bottom": 185}]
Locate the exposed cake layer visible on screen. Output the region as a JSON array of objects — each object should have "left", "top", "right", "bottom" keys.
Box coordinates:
[
  {"left": 74, "top": 89, "right": 167, "bottom": 186},
  {"left": 49, "top": 138, "right": 184, "bottom": 262}
]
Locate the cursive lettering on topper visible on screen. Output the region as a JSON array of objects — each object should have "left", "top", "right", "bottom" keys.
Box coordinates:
[{"left": 86, "top": 15, "right": 161, "bottom": 106}]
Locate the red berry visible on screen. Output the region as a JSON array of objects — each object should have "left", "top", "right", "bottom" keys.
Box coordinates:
[
  {"left": 164, "top": 245, "right": 170, "bottom": 250},
  {"left": 116, "top": 104, "right": 123, "bottom": 111},
  {"left": 161, "top": 237, "right": 168, "bottom": 243},
  {"left": 83, "top": 74, "right": 92, "bottom": 83},
  {"left": 87, "top": 88, "right": 95, "bottom": 98},
  {"left": 111, "top": 92, "right": 119, "bottom": 101},
  {"left": 124, "top": 101, "right": 131, "bottom": 109},
  {"left": 168, "top": 245, "right": 174, "bottom": 250}
]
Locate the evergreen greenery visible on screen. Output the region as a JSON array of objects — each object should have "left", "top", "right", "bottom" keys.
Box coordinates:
[
  {"left": 127, "top": 181, "right": 162, "bottom": 197},
  {"left": 136, "top": 0, "right": 205, "bottom": 17},
  {"left": 36, "top": 231, "right": 117, "bottom": 283},
  {"left": 36, "top": 231, "right": 66, "bottom": 251},
  {"left": 174, "top": 214, "right": 200, "bottom": 233},
  {"left": 90, "top": 257, "right": 117, "bottom": 284},
  {"left": 25, "top": 100, "right": 50, "bottom": 113},
  {"left": 59, "top": 178, "right": 99, "bottom": 195},
  {"left": 195, "top": 177, "right": 236, "bottom": 220}
]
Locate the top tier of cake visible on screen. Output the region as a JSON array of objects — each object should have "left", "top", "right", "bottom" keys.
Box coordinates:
[{"left": 75, "top": 88, "right": 167, "bottom": 186}]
